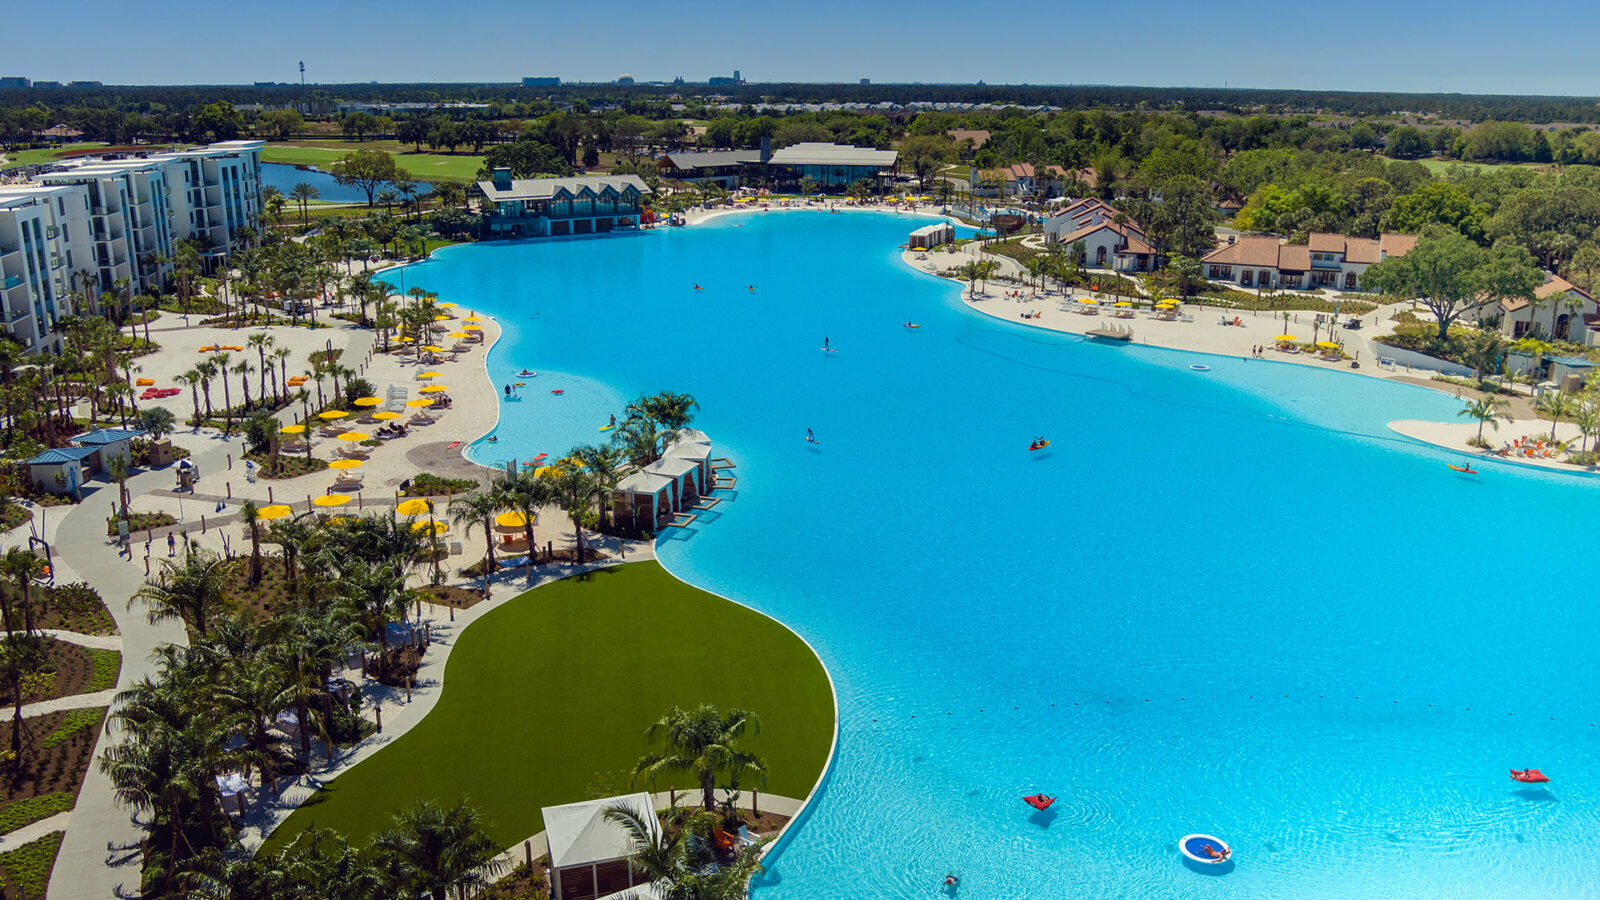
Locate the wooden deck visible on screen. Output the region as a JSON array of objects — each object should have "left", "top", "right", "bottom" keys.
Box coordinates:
[
  {"left": 692, "top": 497, "right": 722, "bottom": 510},
  {"left": 711, "top": 457, "right": 737, "bottom": 470},
  {"left": 664, "top": 512, "right": 699, "bottom": 528}
]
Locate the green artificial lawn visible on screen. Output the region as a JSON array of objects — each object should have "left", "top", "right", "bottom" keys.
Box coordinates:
[
  {"left": 259, "top": 143, "right": 485, "bottom": 183},
  {"left": 4, "top": 144, "right": 110, "bottom": 166},
  {"left": 265, "top": 561, "right": 834, "bottom": 850}
]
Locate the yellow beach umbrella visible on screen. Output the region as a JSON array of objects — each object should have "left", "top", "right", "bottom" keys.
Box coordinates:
[
  {"left": 313, "top": 493, "right": 352, "bottom": 508},
  {"left": 372, "top": 410, "right": 401, "bottom": 420},
  {"left": 1315, "top": 341, "right": 1340, "bottom": 349},
  {"left": 281, "top": 424, "right": 307, "bottom": 434},
  {"left": 257, "top": 504, "right": 293, "bottom": 520},
  {"left": 405, "top": 398, "right": 435, "bottom": 408},
  {"left": 353, "top": 397, "right": 383, "bottom": 407},
  {"left": 1275, "top": 334, "right": 1298, "bottom": 342},
  {"left": 436, "top": 302, "right": 457, "bottom": 308},
  {"left": 1115, "top": 301, "right": 1132, "bottom": 307},
  {"left": 495, "top": 510, "right": 530, "bottom": 529},
  {"left": 336, "top": 431, "right": 368, "bottom": 442},
  {"left": 422, "top": 345, "right": 446, "bottom": 353},
  {"left": 396, "top": 336, "right": 415, "bottom": 343},
  {"left": 533, "top": 465, "right": 555, "bottom": 476},
  {"left": 448, "top": 331, "right": 471, "bottom": 339},
  {"left": 318, "top": 410, "right": 349, "bottom": 420},
  {"left": 419, "top": 384, "right": 448, "bottom": 393},
  {"left": 1080, "top": 298, "right": 1098, "bottom": 305},
  {"left": 412, "top": 519, "right": 448, "bottom": 536},
  {"left": 418, "top": 371, "right": 443, "bottom": 379},
  {"left": 463, "top": 324, "right": 483, "bottom": 332},
  {"left": 396, "top": 498, "right": 433, "bottom": 516},
  {"left": 434, "top": 315, "right": 451, "bottom": 322},
  {"left": 910, "top": 246, "right": 927, "bottom": 252},
  {"left": 463, "top": 315, "right": 486, "bottom": 322},
  {"left": 328, "top": 458, "right": 364, "bottom": 470}
]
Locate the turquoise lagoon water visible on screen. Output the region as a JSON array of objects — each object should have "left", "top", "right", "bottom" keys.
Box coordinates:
[{"left": 399, "top": 211, "right": 1600, "bottom": 899}]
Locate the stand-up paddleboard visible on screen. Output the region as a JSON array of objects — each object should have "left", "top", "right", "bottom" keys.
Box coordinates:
[
  {"left": 1029, "top": 440, "right": 1051, "bottom": 451},
  {"left": 551, "top": 389, "right": 564, "bottom": 394},
  {"left": 599, "top": 425, "right": 614, "bottom": 432},
  {"left": 1448, "top": 463, "right": 1477, "bottom": 474}
]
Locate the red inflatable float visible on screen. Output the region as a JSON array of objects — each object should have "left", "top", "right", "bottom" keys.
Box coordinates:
[
  {"left": 1023, "top": 794, "right": 1056, "bottom": 810},
  {"left": 1511, "top": 769, "right": 1550, "bottom": 783}
]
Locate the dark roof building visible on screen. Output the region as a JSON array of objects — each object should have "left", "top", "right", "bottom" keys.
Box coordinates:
[{"left": 476, "top": 170, "right": 652, "bottom": 239}]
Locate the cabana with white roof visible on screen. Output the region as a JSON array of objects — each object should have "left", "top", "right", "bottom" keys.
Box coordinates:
[{"left": 543, "top": 792, "right": 660, "bottom": 900}]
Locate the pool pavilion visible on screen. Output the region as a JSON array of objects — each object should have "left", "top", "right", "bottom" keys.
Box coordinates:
[{"left": 476, "top": 170, "right": 652, "bottom": 239}]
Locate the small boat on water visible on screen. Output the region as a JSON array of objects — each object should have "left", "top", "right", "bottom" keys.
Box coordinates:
[{"left": 1179, "top": 834, "right": 1232, "bottom": 865}]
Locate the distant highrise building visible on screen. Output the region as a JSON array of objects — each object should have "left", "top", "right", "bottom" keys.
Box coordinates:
[
  {"left": 734, "top": 70, "right": 741, "bottom": 82},
  {"left": 522, "top": 76, "right": 560, "bottom": 86},
  {"left": 0, "top": 77, "right": 29, "bottom": 89},
  {"left": 860, "top": 78, "right": 870, "bottom": 85},
  {"left": 66, "top": 81, "right": 102, "bottom": 89}
]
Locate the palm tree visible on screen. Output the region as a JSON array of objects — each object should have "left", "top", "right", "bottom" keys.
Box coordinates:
[
  {"left": 196, "top": 360, "right": 217, "bottom": 419},
  {"left": 240, "top": 500, "right": 264, "bottom": 585},
  {"left": 1459, "top": 395, "right": 1511, "bottom": 446},
  {"left": 336, "top": 558, "right": 410, "bottom": 673},
  {"left": 290, "top": 182, "right": 320, "bottom": 225},
  {"left": 572, "top": 444, "right": 629, "bottom": 529},
  {"left": 0, "top": 546, "right": 46, "bottom": 637},
  {"left": 134, "top": 547, "right": 231, "bottom": 636},
  {"left": 1538, "top": 388, "right": 1576, "bottom": 442},
  {"left": 543, "top": 463, "right": 602, "bottom": 563},
  {"left": 211, "top": 652, "right": 291, "bottom": 796},
  {"left": 627, "top": 391, "right": 699, "bottom": 432},
  {"left": 248, "top": 333, "right": 275, "bottom": 405},
  {"left": 604, "top": 802, "right": 768, "bottom": 900},
  {"left": 500, "top": 472, "right": 548, "bottom": 563},
  {"left": 371, "top": 798, "right": 505, "bottom": 900},
  {"left": 212, "top": 352, "right": 234, "bottom": 426},
  {"left": 231, "top": 358, "right": 254, "bottom": 415},
  {"left": 450, "top": 489, "right": 506, "bottom": 577},
  {"left": 633, "top": 704, "right": 768, "bottom": 812}
]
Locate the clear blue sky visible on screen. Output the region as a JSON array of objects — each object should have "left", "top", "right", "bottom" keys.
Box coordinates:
[{"left": 14, "top": 0, "right": 1600, "bottom": 96}]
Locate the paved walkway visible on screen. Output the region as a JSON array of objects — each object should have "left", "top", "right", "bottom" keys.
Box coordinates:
[
  {"left": 0, "top": 689, "right": 115, "bottom": 722},
  {"left": 46, "top": 328, "right": 378, "bottom": 900},
  {"left": 4, "top": 629, "right": 123, "bottom": 651},
  {"left": 2, "top": 812, "right": 70, "bottom": 849}
]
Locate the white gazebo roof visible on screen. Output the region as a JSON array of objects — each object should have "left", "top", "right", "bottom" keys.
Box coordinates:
[
  {"left": 616, "top": 470, "right": 674, "bottom": 495},
  {"left": 643, "top": 457, "right": 700, "bottom": 479},
  {"left": 543, "top": 792, "right": 659, "bottom": 869},
  {"left": 665, "top": 440, "right": 712, "bottom": 462},
  {"left": 674, "top": 427, "right": 712, "bottom": 445}
]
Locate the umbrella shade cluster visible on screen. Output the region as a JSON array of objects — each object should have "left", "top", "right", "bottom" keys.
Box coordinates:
[
  {"left": 318, "top": 410, "right": 349, "bottom": 420},
  {"left": 257, "top": 505, "right": 294, "bottom": 521},
  {"left": 406, "top": 398, "right": 435, "bottom": 408},
  {"left": 419, "top": 385, "right": 449, "bottom": 394},
  {"left": 328, "top": 459, "right": 364, "bottom": 470},
  {"left": 495, "top": 511, "right": 531, "bottom": 530},
  {"left": 353, "top": 397, "right": 383, "bottom": 407},
  {"left": 313, "top": 494, "right": 352, "bottom": 508}
]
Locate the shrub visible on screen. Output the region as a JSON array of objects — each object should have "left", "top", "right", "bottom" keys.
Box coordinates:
[
  {"left": 85, "top": 650, "right": 121, "bottom": 693},
  {"left": 42, "top": 708, "right": 104, "bottom": 749},
  {"left": 0, "top": 830, "right": 64, "bottom": 898},
  {"left": 0, "top": 793, "right": 73, "bottom": 835}
]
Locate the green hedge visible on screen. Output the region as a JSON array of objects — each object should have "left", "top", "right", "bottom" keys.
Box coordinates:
[
  {"left": 0, "top": 831, "right": 63, "bottom": 898},
  {"left": 0, "top": 793, "right": 72, "bottom": 835},
  {"left": 85, "top": 650, "right": 121, "bottom": 693},
  {"left": 42, "top": 708, "right": 104, "bottom": 749}
]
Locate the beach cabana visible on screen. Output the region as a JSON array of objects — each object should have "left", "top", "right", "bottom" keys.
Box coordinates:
[
  {"left": 663, "top": 436, "right": 713, "bottom": 491},
  {"left": 612, "top": 470, "right": 675, "bottom": 530},
  {"left": 543, "top": 792, "right": 660, "bottom": 900},
  {"left": 909, "top": 222, "right": 953, "bottom": 249},
  {"left": 642, "top": 457, "right": 703, "bottom": 508},
  {"left": 25, "top": 446, "right": 96, "bottom": 495}
]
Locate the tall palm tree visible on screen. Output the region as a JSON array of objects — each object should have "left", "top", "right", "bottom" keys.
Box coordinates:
[
  {"left": 289, "top": 182, "right": 320, "bottom": 225},
  {"left": 1538, "top": 388, "right": 1576, "bottom": 442},
  {"left": 603, "top": 802, "right": 768, "bottom": 900},
  {"left": 450, "top": 489, "right": 507, "bottom": 576},
  {"left": 633, "top": 704, "right": 768, "bottom": 812},
  {"left": 1458, "top": 395, "right": 1511, "bottom": 446},
  {"left": 248, "top": 333, "right": 276, "bottom": 405},
  {"left": 134, "top": 547, "right": 231, "bottom": 636},
  {"left": 501, "top": 472, "right": 549, "bottom": 563},
  {"left": 571, "top": 443, "right": 629, "bottom": 530},
  {"left": 627, "top": 391, "right": 699, "bottom": 432},
  {"left": 211, "top": 653, "right": 291, "bottom": 796},
  {"left": 371, "top": 798, "right": 505, "bottom": 900},
  {"left": 240, "top": 500, "right": 264, "bottom": 585},
  {"left": 0, "top": 546, "right": 46, "bottom": 637},
  {"left": 543, "top": 463, "right": 602, "bottom": 563}
]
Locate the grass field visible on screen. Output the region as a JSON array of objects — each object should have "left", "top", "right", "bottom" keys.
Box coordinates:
[
  {"left": 1406, "top": 157, "right": 1548, "bottom": 176},
  {"left": 3, "top": 143, "right": 110, "bottom": 166},
  {"left": 264, "top": 561, "right": 834, "bottom": 850},
  {"left": 260, "top": 142, "right": 485, "bottom": 182}
]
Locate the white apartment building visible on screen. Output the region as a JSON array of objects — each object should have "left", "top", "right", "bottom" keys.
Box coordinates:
[
  {"left": 0, "top": 185, "right": 93, "bottom": 353},
  {"left": 0, "top": 140, "right": 263, "bottom": 354}
]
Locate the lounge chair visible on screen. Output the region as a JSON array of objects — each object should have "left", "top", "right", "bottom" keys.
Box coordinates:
[{"left": 737, "top": 825, "right": 759, "bottom": 847}]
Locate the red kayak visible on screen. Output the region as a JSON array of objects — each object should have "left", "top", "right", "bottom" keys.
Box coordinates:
[
  {"left": 1511, "top": 769, "right": 1550, "bottom": 783},
  {"left": 1023, "top": 794, "right": 1056, "bottom": 810},
  {"left": 551, "top": 389, "right": 564, "bottom": 395}
]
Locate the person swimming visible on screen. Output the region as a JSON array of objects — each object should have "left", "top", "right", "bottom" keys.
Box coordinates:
[{"left": 487, "top": 436, "right": 498, "bottom": 442}]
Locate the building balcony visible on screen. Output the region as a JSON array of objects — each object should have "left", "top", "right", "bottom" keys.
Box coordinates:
[
  {"left": 0, "top": 243, "right": 18, "bottom": 257},
  {"left": 3, "top": 275, "right": 24, "bottom": 290}
]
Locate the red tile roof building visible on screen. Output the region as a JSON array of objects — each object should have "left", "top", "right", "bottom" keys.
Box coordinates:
[{"left": 1201, "top": 232, "right": 1417, "bottom": 292}]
